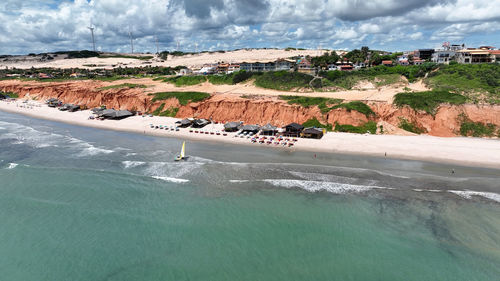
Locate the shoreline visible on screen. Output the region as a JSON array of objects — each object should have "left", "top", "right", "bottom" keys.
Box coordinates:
[{"left": 1, "top": 100, "right": 500, "bottom": 169}]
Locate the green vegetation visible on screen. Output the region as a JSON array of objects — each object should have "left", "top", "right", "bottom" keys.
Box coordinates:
[
  {"left": 398, "top": 117, "right": 426, "bottom": 134},
  {"left": 393, "top": 90, "right": 467, "bottom": 114},
  {"left": 163, "top": 76, "right": 207, "bottom": 87},
  {"left": 320, "top": 63, "right": 438, "bottom": 89},
  {"left": 311, "top": 51, "right": 340, "bottom": 68},
  {"left": 60, "top": 50, "right": 99, "bottom": 59},
  {"left": 426, "top": 63, "right": 500, "bottom": 103},
  {"left": 159, "top": 107, "right": 179, "bottom": 117},
  {"left": 98, "top": 54, "right": 154, "bottom": 60},
  {"left": 279, "top": 95, "right": 343, "bottom": 113},
  {"left": 459, "top": 114, "right": 497, "bottom": 137},
  {"left": 302, "top": 118, "right": 333, "bottom": 131},
  {"left": 0, "top": 91, "right": 18, "bottom": 98},
  {"left": 334, "top": 121, "right": 377, "bottom": 134},
  {"left": 331, "top": 101, "right": 375, "bottom": 117},
  {"left": 152, "top": 103, "right": 165, "bottom": 116},
  {"left": 98, "top": 83, "right": 147, "bottom": 91},
  {"left": 207, "top": 70, "right": 254, "bottom": 85},
  {"left": 150, "top": 91, "right": 210, "bottom": 105},
  {"left": 255, "top": 71, "right": 321, "bottom": 91}
]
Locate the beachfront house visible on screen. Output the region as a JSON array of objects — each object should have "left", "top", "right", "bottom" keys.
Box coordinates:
[
  {"left": 240, "top": 124, "right": 261, "bottom": 134},
  {"left": 224, "top": 121, "right": 242, "bottom": 132},
  {"left": 283, "top": 123, "right": 304, "bottom": 137},
  {"left": 301, "top": 127, "right": 325, "bottom": 139},
  {"left": 260, "top": 123, "right": 278, "bottom": 136},
  {"left": 176, "top": 119, "right": 193, "bottom": 128},
  {"left": 490, "top": 50, "right": 500, "bottom": 63},
  {"left": 275, "top": 59, "right": 295, "bottom": 71},
  {"left": 431, "top": 43, "right": 465, "bottom": 64},
  {"left": 192, "top": 119, "right": 210, "bottom": 128}
]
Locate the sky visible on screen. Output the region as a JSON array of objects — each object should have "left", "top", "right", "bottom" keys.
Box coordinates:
[{"left": 0, "top": 0, "right": 499, "bottom": 55}]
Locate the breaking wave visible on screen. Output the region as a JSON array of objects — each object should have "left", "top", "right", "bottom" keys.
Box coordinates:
[
  {"left": 449, "top": 190, "right": 500, "bottom": 203},
  {"left": 6, "top": 163, "right": 18, "bottom": 169},
  {"left": 262, "top": 179, "right": 386, "bottom": 194},
  {"left": 122, "top": 161, "right": 147, "bottom": 169},
  {"left": 152, "top": 176, "right": 189, "bottom": 183}
]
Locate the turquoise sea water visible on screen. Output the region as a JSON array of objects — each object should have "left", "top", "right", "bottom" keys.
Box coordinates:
[{"left": 1, "top": 110, "right": 499, "bottom": 281}]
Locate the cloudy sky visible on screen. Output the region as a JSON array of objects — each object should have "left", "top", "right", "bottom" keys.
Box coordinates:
[{"left": 1, "top": 0, "right": 499, "bottom": 54}]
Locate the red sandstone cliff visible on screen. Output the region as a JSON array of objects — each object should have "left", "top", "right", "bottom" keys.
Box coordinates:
[{"left": 2, "top": 80, "right": 499, "bottom": 137}]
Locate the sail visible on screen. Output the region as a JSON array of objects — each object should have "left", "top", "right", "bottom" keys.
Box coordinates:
[{"left": 180, "top": 141, "right": 185, "bottom": 158}]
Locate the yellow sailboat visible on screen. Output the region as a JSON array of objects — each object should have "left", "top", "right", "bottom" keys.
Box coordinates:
[{"left": 175, "top": 141, "right": 187, "bottom": 161}]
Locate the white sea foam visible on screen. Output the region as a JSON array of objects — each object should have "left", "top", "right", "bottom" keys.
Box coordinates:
[
  {"left": 6, "top": 163, "right": 18, "bottom": 169},
  {"left": 76, "top": 143, "right": 114, "bottom": 156},
  {"left": 449, "top": 190, "right": 500, "bottom": 203},
  {"left": 152, "top": 176, "right": 189, "bottom": 183},
  {"left": 122, "top": 161, "right": 146, "bottom": 169},
  {"left": 229, "top": 180, "right": 250, "bottom": 183},
  {"left": 125, "top": 152, "right": 138, "bottom": 157},
  {"left": 262, "top": 179, "right": 385, "bottom": 194}
]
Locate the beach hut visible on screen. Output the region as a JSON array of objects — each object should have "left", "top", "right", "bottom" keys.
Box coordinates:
[
  {"left": 302, "top": 127, "right": 324, "bottom": 139},
  {"left": 283, "top": 123, "right": 304, "bottom": 137},
  {"left": 59, "top": 104, "right": 71, "bottom": 111},
  {"left": 111, "top": 110, "right": 133, "bottom": 119},
  {"left": 240, "top": 124, "right": 261, "bottom": 134},
  {"left": 192, "top": 119, "right": 210, "bottom": 128},
  {"left": 260, "top": 123, "right": 278, "bottom": 136},
  {"left": 224, "top": 121, "right": 242, "bottom": 132},
  {"left": 176, "top": 119, "right": 193, "bottom": 128},
  {"left": 68, "top": 105, "right": 80, "bottom": 112}
]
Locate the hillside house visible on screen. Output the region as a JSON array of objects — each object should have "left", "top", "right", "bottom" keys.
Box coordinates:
[
  {"left": 227, "top": 64, "right": 240, "bottom": 73},
  {"left": 456, "top": 49, "right": 493, "bottom": 64},
  {"left": 297, "top": 58, "right": 315, "bottom": 75},
  {"left": 415, "top": 49, "right": 435, "bottom": 60},
  {"left": 240, "top": 61, "right": 276, "bottom": 72},
  {"left": 381, "top": 60, "right": 393, "bottom": 66}
]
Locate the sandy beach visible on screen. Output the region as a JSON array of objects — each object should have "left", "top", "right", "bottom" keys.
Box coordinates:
[{"left": 1, "top": 99, "right": 500, "bottom": 169}]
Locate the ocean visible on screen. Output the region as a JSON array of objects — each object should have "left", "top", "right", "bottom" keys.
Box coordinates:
[{"left": 1, "top": 110, "right": 499, "bottom": 281}]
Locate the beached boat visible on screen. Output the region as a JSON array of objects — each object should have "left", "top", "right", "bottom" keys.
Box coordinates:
[{"left": 175, "top": 141, "right": 187, "bottom": 161}]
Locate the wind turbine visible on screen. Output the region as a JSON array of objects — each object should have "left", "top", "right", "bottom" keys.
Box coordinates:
[
  {"left": 88, "top": 22, "right": 96, "bottom": 52},
  {"left": 176, "top": 40, "right": 180, "bottom": 51},
  {"left": 128, "top": 29, "right": 134, "bottom": 54},
  {"left": 195, "top": 42, "right": 198, "bottom": 53},
  {"left": 155, "top": 34, "right": 159, "bottom": 54}
]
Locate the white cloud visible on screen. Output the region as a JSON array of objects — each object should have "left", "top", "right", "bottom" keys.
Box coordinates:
[{"left": 0, "top": 0, "right": 498, "bottom": 54}]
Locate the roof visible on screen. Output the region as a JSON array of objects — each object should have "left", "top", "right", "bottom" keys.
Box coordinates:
[
  {"left": 224, "top": 121, "right": 242, "bottom": 129},
  {"left": 303, "top": 127, "right": 324, "bottom": 134},
  {"left": 240, "top": 124, "right": 260, "bottom": 131},
  {"left": 285, "top": 123, "right": 304, "bottom": 130},
  {"left": 261, "top": 123, "right": 277, "bottom": 131},
  {"left": 489, "top": 50, "right": 500, "bottom": 55},
  {"left": 382, "top": 60, "right": 393, "bottom": 64},
  {"left": 457, "top": 49, "right": 490, "bottom": 55}
]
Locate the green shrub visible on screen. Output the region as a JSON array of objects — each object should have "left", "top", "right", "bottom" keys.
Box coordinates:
[
  {"left": 279, "top": 95, "right": 343, "bottom": 113},
  {"left": 98, "top": 83, "right": 147, "bottom": 91},
  {"left": 159, "top": 107, "right": 179, "bottom": 117},
  {"left": 152, "top": 103, "right": 165, "bottom": 115},
  {"left": 151, "top": 91, "right": 210, "bottom": 105},
  {"left": 163, "top": 75, "right": 207, "bottom": 86},
  {"left": 334, "top": 121, "right": 377, "bottom": 134},
  {"left": 426, "top": 63, "right": 500, "bottom": 97},
  {"left": 393, "top": 90, "right": 467, "bottom": 114},
  {"left": 459, "top": 115, "right": 497, "bottom": 137},
  {"left": 331, "top": 101, "right": 375, "bottom": 117},
  {"left": 1, "top": 91, "right": 18, "bottom": 98},
  {"left": 255, "top": 71, "right": 316, "bottom": 91},
  {"left": 398, "top": 117, "right": 426, "bottom": 134},
  {"left": 302, "top": 118, "right": 333, "bottom": 131}
]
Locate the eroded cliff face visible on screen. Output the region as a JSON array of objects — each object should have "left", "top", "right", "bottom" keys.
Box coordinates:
[{"left": 2, "top": 81, "right": 499, "bottom": 137}]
